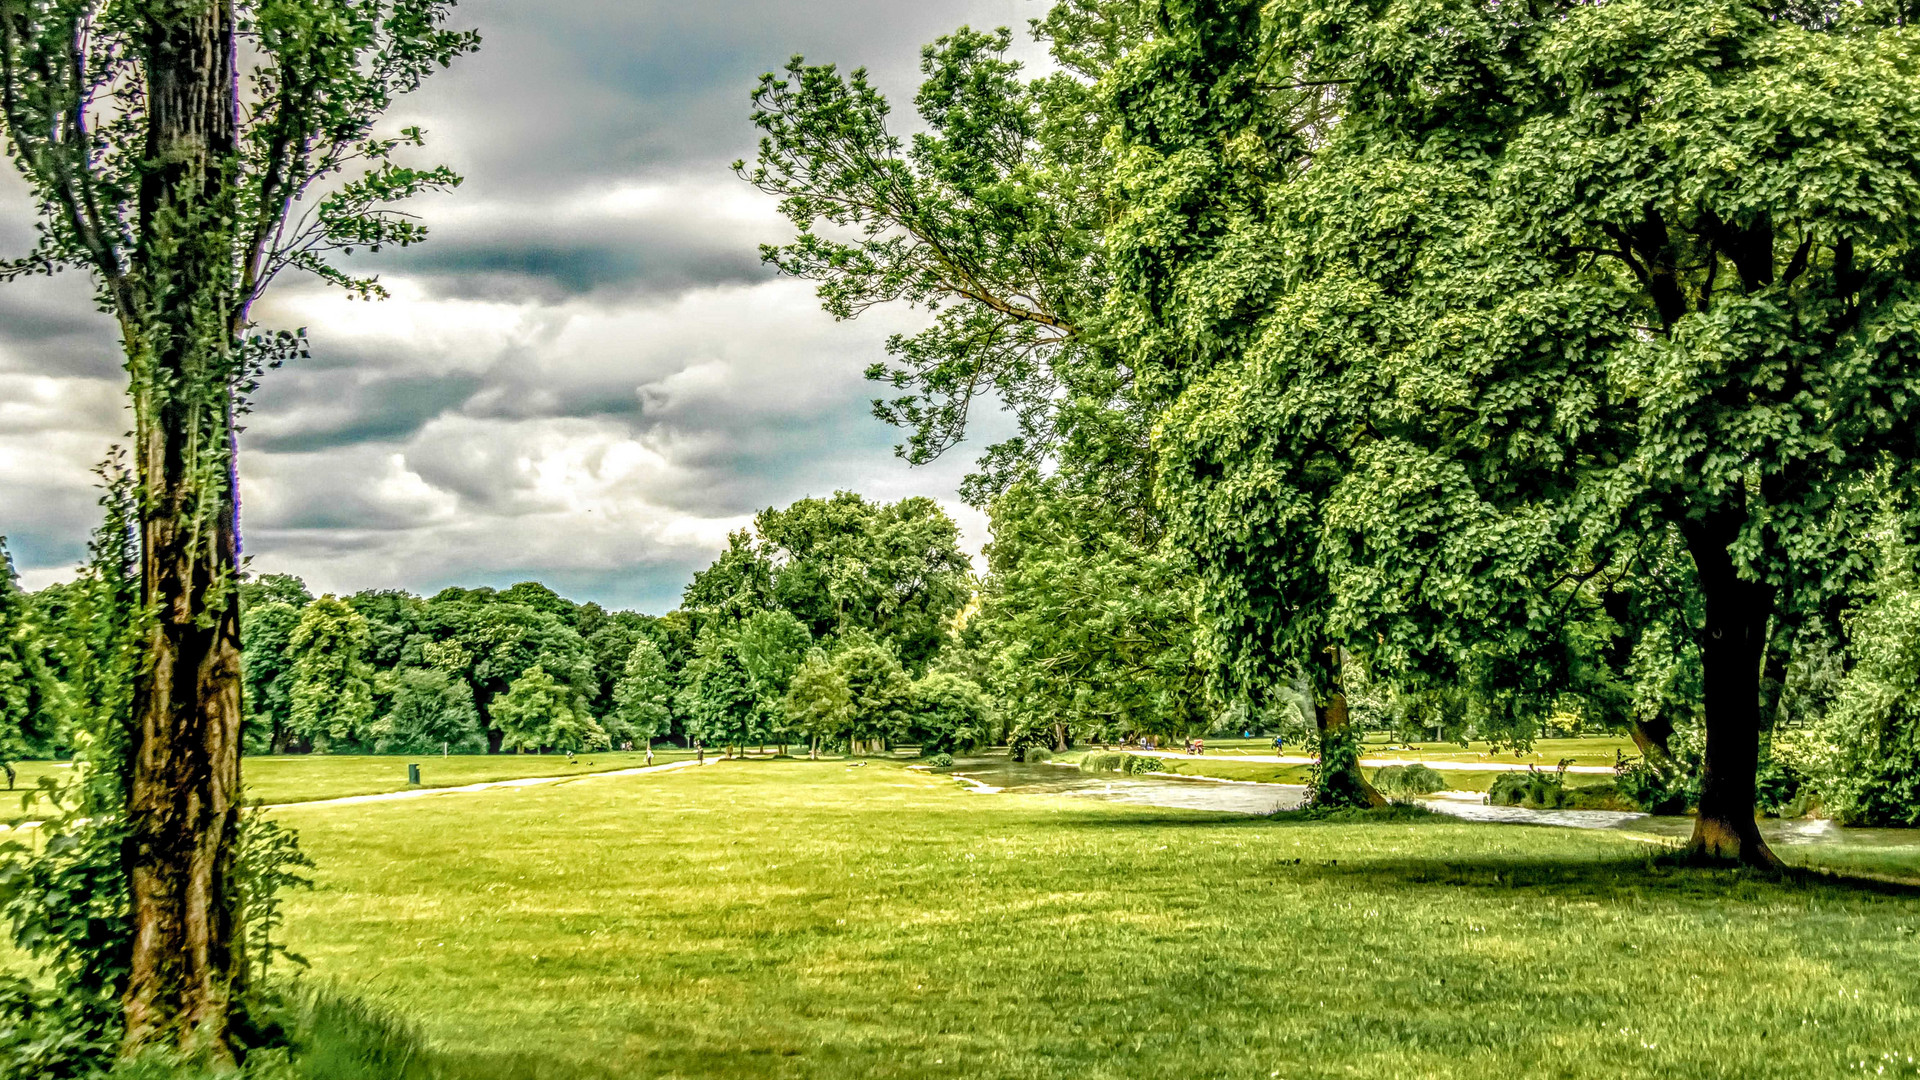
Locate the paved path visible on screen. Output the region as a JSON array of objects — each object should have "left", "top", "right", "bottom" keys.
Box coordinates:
[
  {"left": 262, "top": 757, "right": 717, "bottom": 811},
  {"left": 1120, "top": 749, "right": 1617, "bottom": 776}
]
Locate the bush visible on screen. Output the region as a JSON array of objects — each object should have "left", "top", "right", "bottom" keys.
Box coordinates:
[
  {"left": 1124, "top": 756, "right": 1166, "bottom": 775},
  {"left": 1612, "top": 756, "right": 1693, "bottom": 814},
  {"left": 1079, "top": 752, "right": 1127, "bottom": 773},
  {"left": 1371, "top": 764, "right": 1447, "bottom": 797},
  {"left": 926, "top": 753, "right": 954, "bottom": 769},
  {"left": 1487, "top": 769, "right": 1633, "bottom": 811},
  {"left": 1023, "top": 747, "right": 1053, "bottom": 763}
]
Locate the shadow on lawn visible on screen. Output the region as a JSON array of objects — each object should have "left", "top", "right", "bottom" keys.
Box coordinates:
[
  {"left": 1283, "top": 851, "right": 1920, "bottom": 901},
  {"left": 1044, "top": 806, "right": 1920, "bottom": 899}
]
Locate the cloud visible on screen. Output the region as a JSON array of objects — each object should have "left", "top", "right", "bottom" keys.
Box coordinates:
[{"left": 0, "top": 0, "right": 1040, "bottom": 609}]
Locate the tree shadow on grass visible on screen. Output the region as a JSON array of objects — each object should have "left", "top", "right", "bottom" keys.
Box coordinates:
[
  {"left": 1042, "top": 807, "right": 1920, "bottom": 899},
  {"left": 1284, "top": 851, "right": 1920, "bottom": 902}
]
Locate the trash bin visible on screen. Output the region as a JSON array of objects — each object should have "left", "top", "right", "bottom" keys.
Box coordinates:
[{"left": 407, "top": 763, "right": 421, "bottom": 786}]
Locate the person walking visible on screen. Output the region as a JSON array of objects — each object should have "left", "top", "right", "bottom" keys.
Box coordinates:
[{"left": 645, "top": 744, "right": 655, "bottom": 766}]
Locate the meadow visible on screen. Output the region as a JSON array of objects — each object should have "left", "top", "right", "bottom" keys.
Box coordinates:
[{"left": 271, "top": 758, "right": 1920, "bottom": 1080}]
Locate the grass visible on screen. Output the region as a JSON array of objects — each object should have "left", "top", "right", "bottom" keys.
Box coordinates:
[
  {"left": 1199, "top": 735, "right": 1639, "bottom": 766},
  {"left": 265, "top": 758, "right": 1920, "bottom": 1079}
]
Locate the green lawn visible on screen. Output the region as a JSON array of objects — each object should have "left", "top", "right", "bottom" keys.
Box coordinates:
[{"left": 272, "top": 759, "right": 1920, "bottom": 1079}]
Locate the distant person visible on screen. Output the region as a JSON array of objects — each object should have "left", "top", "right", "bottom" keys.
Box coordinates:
[
  {"left": 645, "top": 745, "right": 655, "bottom": 766},
  {"left": 1272, "top": 734, "right": 1285, "bottom": 754},
  {"left": 696, "top": 741, "right": 704, "bottom": 765},
  {"left": 566, "top": 750, "right": 576, "bottom": 764}
]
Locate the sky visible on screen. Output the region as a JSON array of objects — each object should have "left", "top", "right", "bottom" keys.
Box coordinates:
[{"left": 0, "top": 0, "right": 1049, "bottom": 613}]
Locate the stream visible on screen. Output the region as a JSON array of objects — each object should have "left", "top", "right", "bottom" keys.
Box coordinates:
[{"left": 947, "top": 759, "right": 1920, "bottom": 858}]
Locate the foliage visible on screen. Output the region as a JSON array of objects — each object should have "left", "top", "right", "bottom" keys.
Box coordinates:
[
  {"left": 1790, "top": 517, "right": 1920, "bottom": 825},
  {"left": 287, "top": 599, "right": 375, "bottom": 751},
  {"left": 1122, "top": 755, "right": 1164, "bottom": 776},
  {"left": 1371, "top": 765, "right": 1446, "bottom": 799},
  {"left": 493, "top": 667, "right": 605, "bottom": 754},
  {"left": 678, "top": 631, "right": 763, "bottom": 754},
  {"left": 240, "top": 601, "right": 303, "bottom": 754},
  {"left": 738, "top": 7, "right": 1155, "bottom": 510},
  {"left": 1112, "top": 0, "right": 1920, "bottom": 856},
  {"left": 972, "top": 478, "right": 1209, "bottom": 752},
  {"left": 903, "top": 671, "right": 991, "bottom": 755},
  {"left": 735, "top": 609, "right": 813, "bottom": 744},
  {"left": 0, "top": 540, "right": 63, "bottom": 780},
  {"left": 234, "top": 816, "right": 315, "bottom": 984},
  {"left": 368, "top": 669, "right": 484, "bottom": 755},
  {"left": 781, "top": 649, "right": 851, "bottom": 753},
  {"left": 924, "top": 753, "right": 954, "bottom": 769},
  {"left": 610, "top": 639, "right": 674, "bottom": 746}
]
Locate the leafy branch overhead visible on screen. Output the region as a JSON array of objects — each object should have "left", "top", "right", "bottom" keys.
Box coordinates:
[
  {"left": 737, "top": 9, "right": 1146, "bottom": 506},
  {"left": 0, "top": 0, "right": 479, "bottom": 326}
]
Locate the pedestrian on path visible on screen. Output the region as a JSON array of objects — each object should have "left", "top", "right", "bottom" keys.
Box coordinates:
[{"left": 645, "top": 744, "right": 655, "bottom": 766}]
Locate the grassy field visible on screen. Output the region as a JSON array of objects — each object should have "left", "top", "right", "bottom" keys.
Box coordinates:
[{"left": 271, "top": 758, "right": 1920, "bottom": 1079}]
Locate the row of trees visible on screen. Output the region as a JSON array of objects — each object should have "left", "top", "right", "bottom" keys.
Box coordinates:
[{"left": 741, "top": 0, "right": 1920, "bottom": 866}]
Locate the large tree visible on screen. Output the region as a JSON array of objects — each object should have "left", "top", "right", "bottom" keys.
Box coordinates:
[
  {"left": 1116, "top": 0, "right": 1920, "bottom": 861},
  {"left": 0, "top": 0, "right": 475, "bottom": 1051},
  {"left": 739, "top": 3, "right": 1154, "bottom": 512}
]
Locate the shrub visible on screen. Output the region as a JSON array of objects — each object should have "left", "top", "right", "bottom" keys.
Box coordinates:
[
  {"left": 926, "top": 753, "right": 954, "bottom": 769},
  {"left": 1487, "top": 769, "right": 1570, "bottom": 809},
  {"left": 1023, "top": 747, "right": 1053, "bottom": 763},
  {"left": 1124, "top": 756, "right": 1165, "bottom": 775},
  {"left": 1372, "top": 764, "right": 1447, "bottom": 797},
  {"left": 1079, "top": 752, "right": 1127, "bottom": 773}
]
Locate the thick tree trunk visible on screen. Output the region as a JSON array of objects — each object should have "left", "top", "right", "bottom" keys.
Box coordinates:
[
  {"left": 122, "top": 2, "right": 244, "bottom": 1059},
  {"left": 1681, "top": 514, "right": 1781, "bottom": 868}
]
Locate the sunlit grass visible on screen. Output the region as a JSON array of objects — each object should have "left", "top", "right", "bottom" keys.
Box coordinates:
[{"left": 271, "top": 759, "right": 1920, "bottom": 1079}]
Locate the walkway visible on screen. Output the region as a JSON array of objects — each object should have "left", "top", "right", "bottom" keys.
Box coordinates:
[
  {"left": 1120, "top": 749, "right": 1617, "bottom": 775},
  {"left": 261, "top": 757, "right": 717, "bottom": 811}
]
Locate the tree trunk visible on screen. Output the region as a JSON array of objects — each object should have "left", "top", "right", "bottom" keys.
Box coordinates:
[
  {"left": 1314, "top": 690, "right": 1386, "bottom": 809},
  {"left": 122, "top": 2, "right": 244, "bottom": 1059},
  {"left": 1681, "top": 514, "right": 1781, "bottom": 868},
  {"left": 1628, "top": 715, "right": 1680, "bottom": 775}
]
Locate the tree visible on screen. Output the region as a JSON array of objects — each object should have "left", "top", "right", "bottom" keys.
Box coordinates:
[
  {"left": 494, "top": 666, "right": 606, "bottom": 753},
  {"left": 421, "top": 599, "right": 593, "bottom": 752},
  {"left": 783, "top": 648, "right": 851, "bottom": 757},
  {"left": 0, "top": 0, "right": 476, "bottom": 1050},
  {"left": 1111, "top": 0, "right": 1920, "bottom": 858},
  {"left": 239, "top": 600, "right": 301, "bottom": 753},
  {"left": 611, "top": 638, "right": 675, "bottom": 747},
  {"left": 736, "top": 609, "right": 812, "bottom": 748},
  {"left": 286, "top": 598, "right": 374, "bottom": 751},
  {"left": 739, "top": 5, "right": 1156, "bottom": 513},
  {"left": 905, "top": 671, "right": 991, "bottom": 755},
  {"left": 0, "top": 539, "right": 62, "bottom": 787},
  {"left": 972, "top": 479, "right": 1210, "bottom": 754},
  {"left": 831, "top": 637, "right": 916, "bottom": 755},
  {"left": 370, "top": 668, "right": 484, "bottom": 755},
  {"left": 1789, "top": 513, "right": 1920, "bottom": 826},
  {"left": 678, "top": 630, "right": 762, "bottom": 756}
]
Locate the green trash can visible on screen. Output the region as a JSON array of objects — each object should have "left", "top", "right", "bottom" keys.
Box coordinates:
[{"left": 408, "top": 763, "right": 421, "bottom": 786}]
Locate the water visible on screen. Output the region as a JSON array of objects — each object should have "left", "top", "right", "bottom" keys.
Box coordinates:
[{"left": 948, "top": 759, "right": 1920, "bottom": 858}]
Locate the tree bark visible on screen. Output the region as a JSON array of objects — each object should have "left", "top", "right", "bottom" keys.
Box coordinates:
[
  {"left": 1681, "top": 513, "right": 1781, "bottom": 868},
  {"left": 122, "top": 1, "right": 244, "bottom": 1060},
  {"left": 1313, "top": 690, "right": 1386, "bottom": 809}
]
